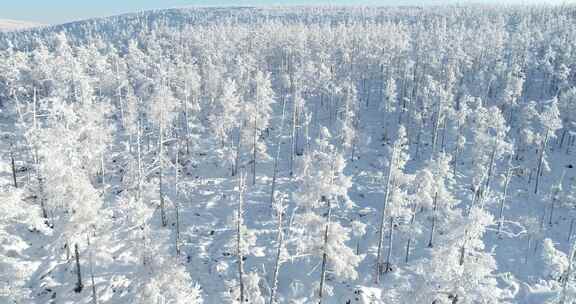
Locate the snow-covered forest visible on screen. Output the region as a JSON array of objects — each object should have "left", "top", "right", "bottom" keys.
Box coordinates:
[{"left": 1, "top": 5, "right": 576, "bottom": 303}]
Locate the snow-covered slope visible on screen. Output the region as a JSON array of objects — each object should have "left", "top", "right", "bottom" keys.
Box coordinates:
[{"left": 0, "top": 19, "right": 42, "bottom": 31}]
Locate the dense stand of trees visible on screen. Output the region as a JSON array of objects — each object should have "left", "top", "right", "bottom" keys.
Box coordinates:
[{"left": 1, "top": 5, "right": 576, "bottom": 304}]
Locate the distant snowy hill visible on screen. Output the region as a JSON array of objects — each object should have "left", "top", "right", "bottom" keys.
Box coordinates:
[{"left": 0, "top": 19, "right": 42, "bottom": 31}]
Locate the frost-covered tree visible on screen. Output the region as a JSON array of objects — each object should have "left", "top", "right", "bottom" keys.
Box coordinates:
[
  {"left": 291, "top": 127, "right": 361, "bottom": 301},
  {"left": 375, "top": 125, "right": 411, "bottom": 281}
]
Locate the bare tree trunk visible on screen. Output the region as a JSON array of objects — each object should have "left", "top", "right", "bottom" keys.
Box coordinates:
[
  {"left": 318, "top": 198, "right": 332, "bottom": 304},
  {"left": 484, "top": 140, "right": 498, "bottom": 195},
  {"left": 466, "top": 185, "right": 480, "bottom": 217},
  {"left": 233, "top": 124, "right": 243, "bottom": 177},
  {"left": 270, "top": 98, "right": 288, "bottom": 210},
  {"left": 116, "top": 60, "right": 125, "bottom": 130},
  {"left": 431, "top": 100, "right": 442, "bottom": 157},
  {"left": 458, "top": 230, "right": 468, "bottom": 266},
  {"left": 375, "top": 145, "right": 396, "bottom": 283},
  {"left": 269, "top": 196, "right": 284, "bottom": 304},
  {"left": 428, "top": 192, "right": 438, "bottom": 248},
  {"left": 10, "top": 143, "right": 17, "bottom": 188},
  {"left": 384, "top": 216, "right": 395, "bottom": 273},
  {"left": 183, "top": 81, "right": 191, "bottom": 155},
  {"left": 549, "top": 195, "right": 557, "bottom": 228},
  {"left": 497, "top": 167, "right": 512, "bottom": 236},
  {"left": 525, "top": 235, "right": 532, "bottom": 264},
  {"left": 559, "top": 128, "right": 567, "bottom": 149},
  {"left": 534, "top": 130, "right": 549, "bottom": 194},
  {"left": 159, "top": 123, "right": 167, "bottom": 227},
  {"left": 175, "top": 141, "right": 181, "bottom": 257},
  {"left": 549, "top": 172, "right": 565, "bottom": 227},
  {"left": 289, "top": 88, "right": 298, "bottom": 178},
  {"left": 87, "top": 235, "right": 97, "bottom": 304},
  {"left": 237, "top": 173, "right": 246, "bottom": 303},
  {"left": 74, "top": 243, "right": 84, "bottom": 293},
  {"left": 137, "top": 119, "right": 143, "bottom": 202},
  {"left": 568, "top": 219, "right": 575, "bottom": 243},
  {"left": 559, "top": 240, "right": 576, "bottom": 304},
  {"left": 36, "top": 170, "right": 48, "bottom": 220},
  {"left": 252, "top": 116, "right": 258, "bottom": 186},
  {"left": 350, "top": 111, "right": 359, "bottom": 162},
  {"left": 405, "top": 204, "right": 417, "bottom": 263},
  {"left": 99, "top": 96, "right": 106, "bottom": 185}
]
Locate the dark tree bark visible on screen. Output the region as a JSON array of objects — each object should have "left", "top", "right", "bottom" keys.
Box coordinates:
[{"left": 74, "top": 244, "right": 84, "bottom": 293}]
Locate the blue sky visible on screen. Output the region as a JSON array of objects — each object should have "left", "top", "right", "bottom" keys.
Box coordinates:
[{"left": 0, "top": 0, "right": 568, "bottom": 24}]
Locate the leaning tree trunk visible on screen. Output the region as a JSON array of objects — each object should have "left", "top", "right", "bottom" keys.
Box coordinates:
[
  {"left": 459, "top": 230, "right": 468, "bottom": 266},
  {"left": 10, "top": 143, "right": 17, "bottom": 188},
  {"left": 375, "top": 145, "right": 396, "bottom": 284},
  {"left": 497, "top": 167, "right": 513, "bottom": 236},
  {"left": 384, "top": 216, "right": 395, "bottom": 273}
]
